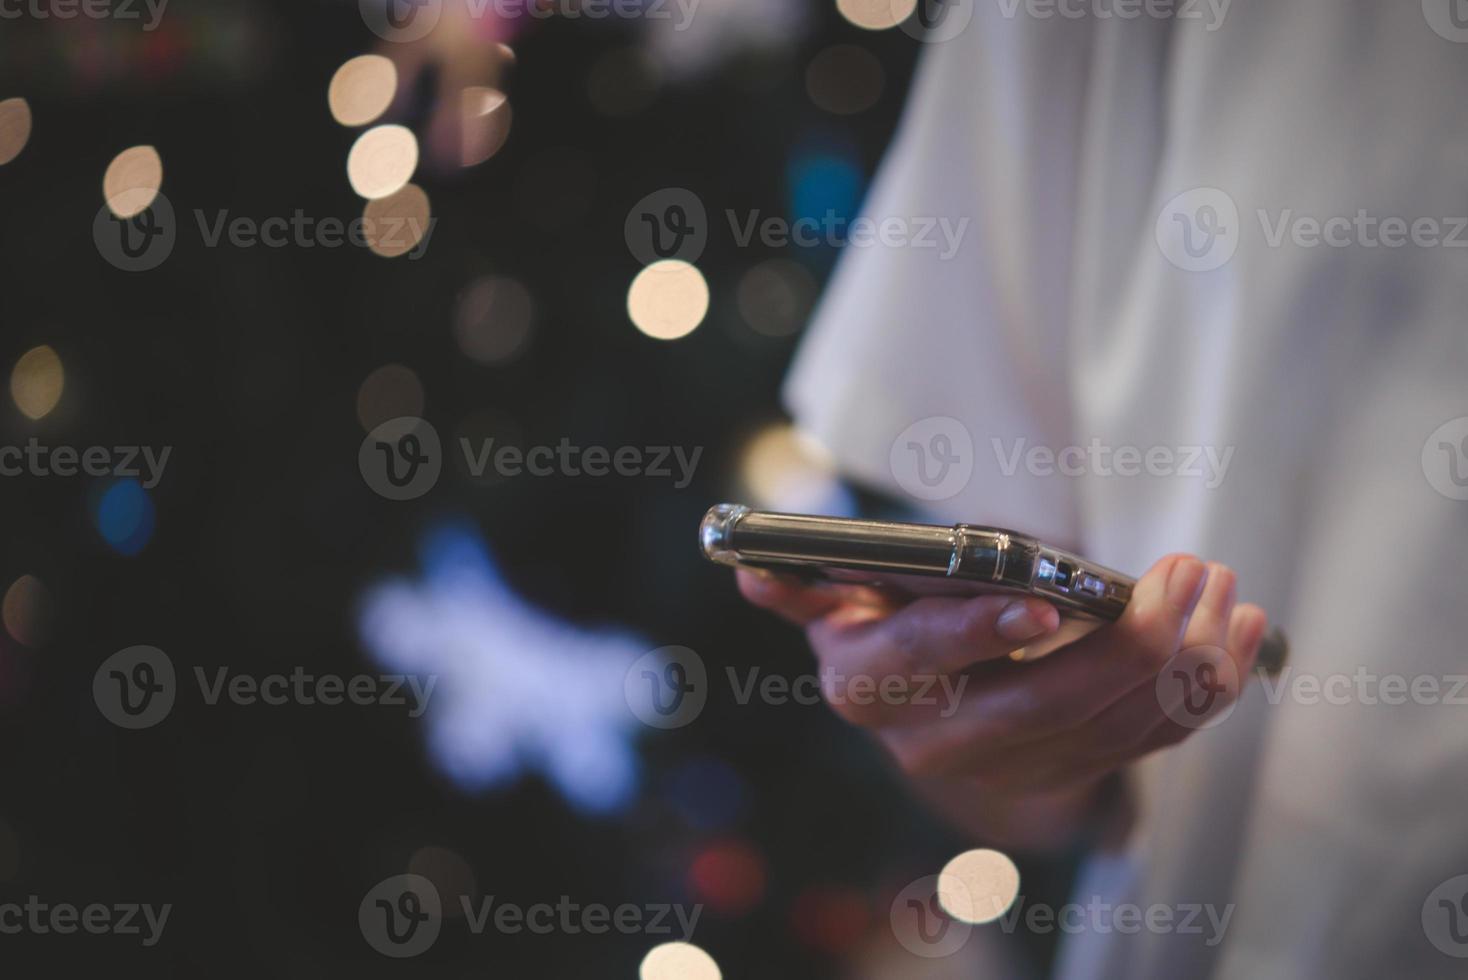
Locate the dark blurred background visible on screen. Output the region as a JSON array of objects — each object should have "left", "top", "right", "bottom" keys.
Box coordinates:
[{"left": 0, "top": 1, "right": 1073, "bottom": 974}]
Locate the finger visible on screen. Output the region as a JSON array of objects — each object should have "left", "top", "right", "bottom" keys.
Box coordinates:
[
  {"left": 804, "top": 595, "right": 1059, "bottom": 728},
  {"left": 1226, "top": 603, "right": 1268, "bottom": 677},
  {"left": 1056, "top": 600, "right": 1271, "bottom": 776},
  {"left": 809, "top": 594, "right": 1060, "bottom": 682},
  {"left": 736, "top": 569, "right": 845, "bottom": 626},
  {"left": 1179, "top": 562, "right": 1236, "bottom": 652},
  {"left": 1082, "top": 552, "right": 1210, "bottom": 674},
  {"left": 871, "top": 555, "right": 1212, "bottom": 778}
]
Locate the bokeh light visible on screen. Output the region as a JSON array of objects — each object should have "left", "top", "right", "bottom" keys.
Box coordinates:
[
  {"left": 688, "top": 839, "right": 767, "bottom": 916},
  {"left": 461, "top": 87, "right": 513, "bottom": 167},
  {"left": 454, "top": 275, "right": 534, "bottom": 365},
  {"left": 0, "top": 97, "right": 32, "bottom": 166},
  {"left": 639, "top": 941, "right": 722, "bottom": 980},
  {"left": 362, "top": 183, "right": 432, "bottom": 258},
  {"left": 408, "top": 845, "right": 478, "bottom": 918},
  {"left": 789, "top": 885, "right": 870, "bottom": 954},
  {"left": 835, "top": 0, "right": 916, "bottom": 31},
  {"left": 735, "top": 259, "right": 816, "bottom": 338},
  {"left": 2, "top": 575, "right": 52, "bottom": 647},
  {"left": 103, "top": 145, "right": 164, "bottom": 219},
  {"left": 328, "top": 54, "right": 398, "bottom": 127},
  {"left": 739, "top": 422, "right": 846, "bottom": 513},
  {"left": 347, "top": 124, "right": 419, "bottom": 200},
  {"left": 937, "top": 848, "right": 1021, "bottom": 925},
  {"left": 627, "top": 260, "right": 709, "bottom": 341},
  {"left": 356, "top": 363, "right": 425, "bottom": 431},
  {"left": 11, "top": 344, "right": 63, "bottom": 420},
  {"left": 586, "top": 47, "right": 662, "bottom": 117},
  {"left": 94, "top": 479, "right": 156, "bottom": 556},
  {"left": 805, "top": 44, "right": 886, "bottom": 116}
]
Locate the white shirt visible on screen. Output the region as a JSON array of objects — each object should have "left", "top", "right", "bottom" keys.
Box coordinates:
[{"left": 785, "top": 2, "right": 1468, "bottom": 976}]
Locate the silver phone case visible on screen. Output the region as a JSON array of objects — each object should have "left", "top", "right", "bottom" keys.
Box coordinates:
[{"left": 700, "top": 503, "right": 1287, "bottom": 671}]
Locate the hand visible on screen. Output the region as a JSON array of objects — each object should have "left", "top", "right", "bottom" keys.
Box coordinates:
[{"left": 736, "top": 554, "right": 1269, "bottom": 850}]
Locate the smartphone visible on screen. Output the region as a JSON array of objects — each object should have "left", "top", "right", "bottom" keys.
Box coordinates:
[{"left": 700, "top": 503, "right": 1287, "bottom": 672}]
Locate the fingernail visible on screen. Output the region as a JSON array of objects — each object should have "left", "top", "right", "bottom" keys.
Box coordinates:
[
  {"left": 997, "top": 600, "right": 1049, "bottom": 642},
  {"left": 1166, "top": 558, "right": 1208, "bottom": 607}
]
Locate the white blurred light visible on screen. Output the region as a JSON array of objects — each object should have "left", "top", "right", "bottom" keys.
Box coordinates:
[
  {"left": 640, "top": 941, "right": 722, "bottom": 980},
  {"left": 11, "top": 344, "right": 63, "bottom": 420},
  {"left": 739, "top": 423, "right": 852, "bottom": 515},
  {"left": 627, "top": 260, "right": 709, "bottom": 341},
  {"left": 362, "top": 183, "right": 432, "bottom": 258},
  {"left": 461, "top": 87, "right": 513, "bottom": 166},
  {"left": 938, "top": 849, "right": 1021, "bottom": 925},
  {"left": 103, "top": 145, "right": 163, "bottom": 219},
  {"left": 329, "top": 54, "right": 398, "bottom": 127},
  {"left": 2, "top": 574, "right": 51, "bottom": 647},
  {"left": 0, "top": 98, "right": 32, "bottom": 166},
  {"left": 836, "top": 0, "right": 916, "bottom": 31},
  {"left": 347, "top": 124, "right": 419, "bottom": 200}
]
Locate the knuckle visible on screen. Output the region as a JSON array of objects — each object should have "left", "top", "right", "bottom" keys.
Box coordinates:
[{"left": 819, "top": 670, "right": 886, "bottom": 727}]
